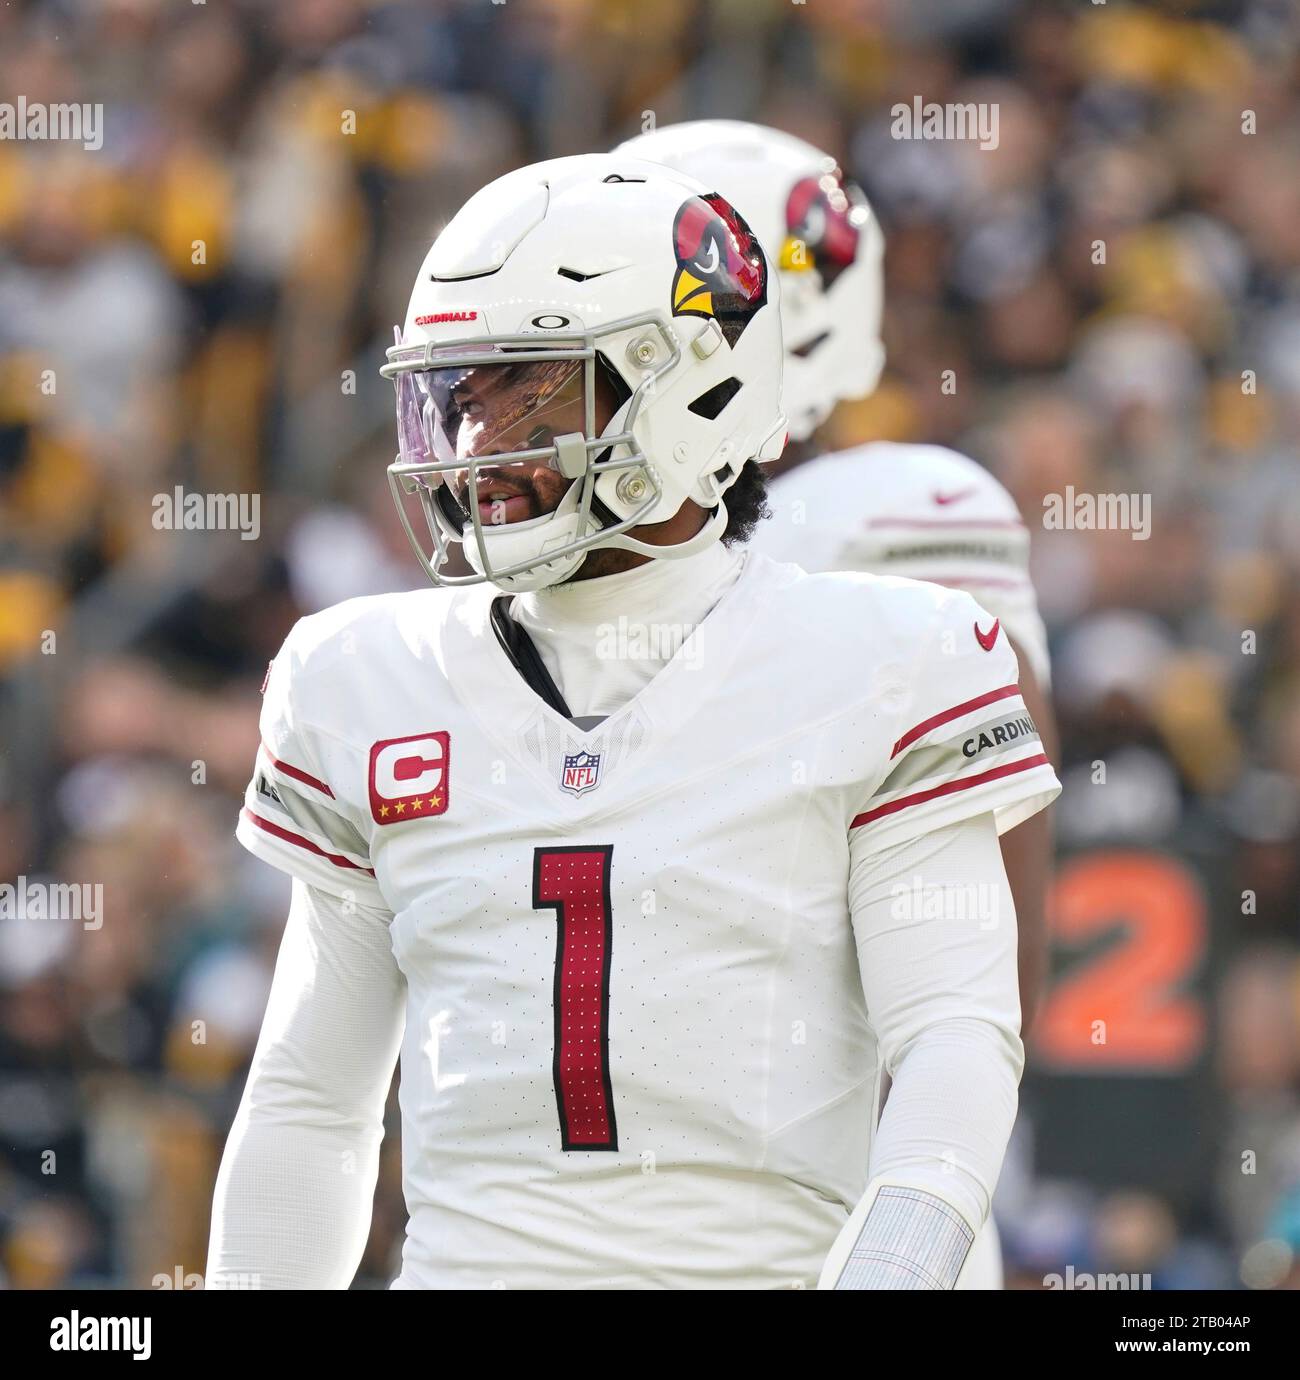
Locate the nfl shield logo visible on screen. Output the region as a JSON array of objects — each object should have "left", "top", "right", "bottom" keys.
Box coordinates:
[{"left": 561, "top": 750, "right": 601, "bottom": 797}]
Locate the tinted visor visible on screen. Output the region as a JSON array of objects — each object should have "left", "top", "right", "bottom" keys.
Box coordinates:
[{"left": 396, "top": 356, "right": 586, "bottom": 471}]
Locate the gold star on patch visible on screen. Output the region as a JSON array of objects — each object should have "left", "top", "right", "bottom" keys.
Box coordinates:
[
  {"left": 393, "top": 800, "right": 406, "bottom": 814},
  {"left": 411, "top": 798, "right": 424, "bottom": 811},
  {"left": 379, "top": 805, "right": 389, "bottom": 818}
]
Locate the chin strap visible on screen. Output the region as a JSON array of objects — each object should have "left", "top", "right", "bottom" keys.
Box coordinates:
[
  {"left": 599, "top": 502, "right": 730, "bottom": 562},
  {"left": 453, "top": 457, "right": 735, "bottom": 590}
]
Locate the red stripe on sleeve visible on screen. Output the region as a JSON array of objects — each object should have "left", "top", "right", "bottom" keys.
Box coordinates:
[
  {"left": 261, "top": 742, "right": 335, "bottom": 798},
  {"left": 851, "top": 753, "right": 1050, "bottom": 830},
  {"left": 241, "top": 808, "right": 374, "bottom": 875},
  {"left": 890, "top": 683, "right": 1020, "bottom": 759}
]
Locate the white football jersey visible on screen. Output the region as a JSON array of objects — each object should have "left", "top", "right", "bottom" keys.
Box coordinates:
[
  {"left": 238, "top": 551, "right": 1058, "bottom": 1288},
  {"left": 755, "top": 442, "right": 1051, "bottom": 685}
]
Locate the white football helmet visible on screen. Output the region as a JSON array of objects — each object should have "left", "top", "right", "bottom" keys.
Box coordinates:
[
  {"left": 380, "top": 153, "right": 787, "bottom": 592},
  {"left": 616, "top": 120, "right": 885, "bottom": 442}
]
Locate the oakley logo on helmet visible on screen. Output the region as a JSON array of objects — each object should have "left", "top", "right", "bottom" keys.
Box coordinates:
[
  {"left": 670, "top": 193, "right": 767, "bottom": 347},
  {"left": 782, "top": 175, "right": 862, "bottom": 289}
]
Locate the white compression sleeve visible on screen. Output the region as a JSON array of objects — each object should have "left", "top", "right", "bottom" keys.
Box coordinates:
[
  {"left": 206, "top": 880, "right": 406, "bottom": 1289},
  {"left": 821, "top": 813, "right": 1024, "bottom": 1289}
]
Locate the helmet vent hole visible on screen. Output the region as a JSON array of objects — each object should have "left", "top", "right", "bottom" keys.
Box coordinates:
[{"left": 687, "top": 377, "right": 741, "bottom": 420}]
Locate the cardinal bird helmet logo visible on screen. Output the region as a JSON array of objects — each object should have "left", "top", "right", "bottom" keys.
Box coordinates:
[
  {"left": 670, "top": 192, "right": 768, "bottom": 346},
  {"left": 781, "top": 173, "right": 863, "bottom": 289}
]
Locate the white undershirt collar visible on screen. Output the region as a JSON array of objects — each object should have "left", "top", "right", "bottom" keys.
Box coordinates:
[{"left": 510, "top": 541, "right": 744, "bottom": 721}]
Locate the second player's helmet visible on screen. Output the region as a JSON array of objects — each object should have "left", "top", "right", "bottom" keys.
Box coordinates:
[
  {"left": 616, "top": 120, "right": 885, "bottom": 442},
  {"left": 380, "top": 154, "right": 786, "bottom": 592}
]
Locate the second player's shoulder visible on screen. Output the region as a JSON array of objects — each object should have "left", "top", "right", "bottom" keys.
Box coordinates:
[{"left": 778, "top": 440, "right": 1022, "bottom": 524}]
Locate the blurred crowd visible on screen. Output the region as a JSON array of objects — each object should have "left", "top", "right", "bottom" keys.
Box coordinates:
[{"left": 1, "top": 0, "right": 1300, "bottom": 1289}]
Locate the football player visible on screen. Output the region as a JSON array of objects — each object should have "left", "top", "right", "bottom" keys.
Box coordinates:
[
  {"left": 618, "top": 121, "right": 1058, "bottom": 1288},
  {"left": 206, "top": 154, "right": 1059, "bottom": 1290}
]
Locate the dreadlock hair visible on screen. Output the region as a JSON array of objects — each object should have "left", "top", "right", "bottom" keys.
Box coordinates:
[{"left": 720, "top": 458, "right": 772, "bottom": 546}]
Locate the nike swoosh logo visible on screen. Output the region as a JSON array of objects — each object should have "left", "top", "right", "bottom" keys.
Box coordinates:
[
  {"left": 975, "top": 618, "right": 1000, "bottom": 652},
  {"left": 933, "top": 487, "right": 977, "bottom": 506}
]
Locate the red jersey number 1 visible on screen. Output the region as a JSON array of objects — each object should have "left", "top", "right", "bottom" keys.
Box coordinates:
[{"left": 532, "top": 846, "right": 618, "bottom": 1151}]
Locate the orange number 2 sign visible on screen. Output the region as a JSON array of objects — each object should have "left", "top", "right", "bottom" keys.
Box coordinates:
[{"left": 1036, "top": 851, "right": 1207, "bottom": 1073}]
